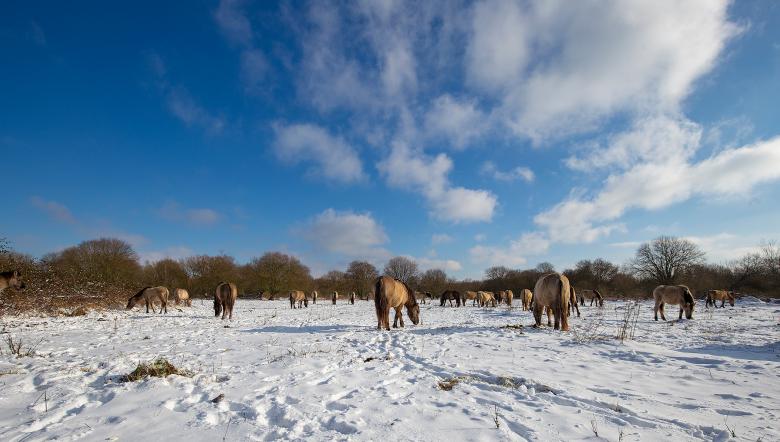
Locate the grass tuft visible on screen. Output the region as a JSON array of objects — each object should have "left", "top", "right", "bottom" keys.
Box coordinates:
[{"left": 121, "top": 358, "right": 190, "bottom": 382}]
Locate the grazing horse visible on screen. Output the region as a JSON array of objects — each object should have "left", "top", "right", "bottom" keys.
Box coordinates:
[
  {"left": 214, "top": 282, "right": 239, "bottom": 320},
  {"left": 495, "top": 291, "right": 504, "bottom": 304},
  {"left": 653, "top": 285, "right": 695, "bottom": 321},
  {"left": 0, "top": 270, "right": 25, "bottom": 293},
  {"left": 126, "top": 286, "right": 169, "bottom": 314},
  {"left": 478, "top": 291, "right": 497, "bottom": 307},
  {"left": 350, "top": 291, "right": 356, "bottom": 304},
  {"left": 706, "top": 290, "right": 735, "bottom": 308},
  {"left": 331, "top": 291, "right": 338, "bottom": 305},
  {"left": 311, "top": 290, "right": 318, "bottom": 304},
  {"left": 504, "top": 290, "right": 514, "bottom": 307},
  {"left": 439, "top": 290, "right": 461, "bottom": 307},
  {"left": 415, "top": 291, "right": 427, "bottom": 305},
  {"left": 464, "top": 291, "right": 479, "bottom": 306},
  {"left": 532, "top": 273, "right": 570, "bottom": 331},
  {"left": 374, "top": 276, "right": 420, "bottom": 330},
  {"left": 172, "top": 288, "right": 191, "bottom": 306},
  {"left": 289, "top": 290, "right": 308, "bottom": 309},
  {"left": 568, "top": 287, "right": 581, "bottom": 317},
  {"left": 521, "top": 289, "right": 533, "bottom": 311},
  {"left": 579, "top": 289, "right": 604, "bottom": 307}
]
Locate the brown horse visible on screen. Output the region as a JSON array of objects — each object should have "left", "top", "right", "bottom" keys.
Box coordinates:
[
  {"left": 215, "top": 282, "right": 238, "bottom": 320},
  {"left": 504, "top": 290, "right": 514, "bottom": 307},
  {"left": 289, "top": 290, "right": 308, "bottom": 309},
  {"left": 495, "top": 291, "right": 505, "bottom": 304},
  {"left": 172, "top": 288, "right": 191, "bottom": 306},
  {"left": 350, "top": 291, "right": 356, "bottom": 304},
  {"left": 478, "top": 291, "right": 497, "bottom": 307},
  {"left": 568, "top": 287, "right": 581, "bottom": 317},
  {"left": 653, "top": 285, "right": 695, "bottom": 321},
  {"left": 374, "top": 276, "right": 420, "bottom": 330},
  {"left": 464, "top": 290, "right": 479, "bottom": 306},
  {"left": 579, "top": 289, "right": 604, "bottom": 307},
  {"left": 331, "top": 291, "right": 338, "bottom": 305},
  {"left": 439, "top": 290, "right": 461, "bottom": 307},
  {"left": 0, "top": 270, "right": 25, "bottom": 293},
  {"left": 311, "top": 290, "right": 318, "bottom": 304},
  {"left": 706, "top": 290, "right": 735, "bottom": 308},
  {"left": 521, "top": 289, "right": 533, "bottom": 311},
  {"left": 126, "top": 286, "right": 169, "bottom": 314},
  {"left": 532, "top": 273, "right": 570, "bottom": 331}
]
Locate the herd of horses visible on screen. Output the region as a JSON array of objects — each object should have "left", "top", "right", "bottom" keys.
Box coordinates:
[
  {"left": 0, "top": 269, "right": 740, "bottom": 331},
  {"left": 114, "top": 273, "right": 739, "bottom": 333}
]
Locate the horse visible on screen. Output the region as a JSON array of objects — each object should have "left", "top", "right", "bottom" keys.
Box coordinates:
[
  {"left": 653, "top": 285, "right": 695, "bottom": 321},
  {"left": 496, "top": 291, "right": 505, "bottom": 304},
  {"left": 0, "top": 270, "right": 25, "bottom": 293},
  {"left": 568, "top": 287, "right": 581, "bottom": 317},
  {"left": 478, "top": 291, "right": 497, "bottom": 307},
  {"left": 520, "top": 289, "right": 533, "bottom": 311},
  {"left": 331, "top": 291, "right": 338, "bottom": 305},
  {"left": 126, "top": 286, "right": 169, "bottom": 314},
  {"left": 374, "top": 276, "right": 420, "bottom": 330},
  {"left": 706, "top": 290, "right": 735, "bottom": 308},
  {"left": 311, "top": 290, "right": 318, "bottom": 304},
  {"left": 532, "top": 273, "right": 570, "bottom": 331},
  {"left": 289, "top": 290, "right": 308, "bottom": 309},
  {"left": 439, "top": 290, "right": 461, "bottom": 307},
  {"left": 504, "top": 290, "right": 514, "bottom": 307},
  {"left": 350, "top": 291, "right": 356, "bottom": 304},
  {"left": 214, "top": 282, "right": 239, "bottom": 320},
  {"left": 172, "top": 288, "right": 191, "bottom": 306},
  {"left": 579, "top": 289, "right": 604, "bottom": 307},
  {"left": 464, "top": 290, "right": 479, "bottom": 306}
]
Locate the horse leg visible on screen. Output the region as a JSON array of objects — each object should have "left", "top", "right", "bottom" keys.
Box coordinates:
[
  {"left": 659, "top": 303, "right": 666, "bottom": 321},
  {"left": 679, "top": 306, "right": 683, "bottom": 320},
  {"left": 720, "top": 299, "right": 725, "bottom": 308},
  {"left": 533, "top": 305, "right": 542, "bottom": 327},
  {"left": 398, "top": 307, "right": 405, "bottom": 328},
  {"left": 553, "top": 306, "right": 560, "bottom": 330},
  {"left": 546, "top": 307, "right": 553, "bottom": 327},
  {"left": 573, "top": 301, "right": 580, "bottom": 318}
]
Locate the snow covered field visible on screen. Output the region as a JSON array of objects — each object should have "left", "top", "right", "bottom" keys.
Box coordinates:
[{"left": 0, "top": 298, "right": 778, "bottom": 441}]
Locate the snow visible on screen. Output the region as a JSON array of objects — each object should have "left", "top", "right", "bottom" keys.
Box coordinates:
[{"left": 0, "top": 299, "right": 778, "bottom": 441}]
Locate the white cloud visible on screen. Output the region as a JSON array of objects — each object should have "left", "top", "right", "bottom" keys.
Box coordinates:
[
  {"left": 30, "top": 196, "right": 76, "bottom": 224},
  {"left": 431, "top": 233, "right": 453, "bottom": 245},
  {"left": 300, "top": 209, "right": 390, "bottom": 261},
  {"left": 415, "top": 256, "right": 463, "bottom": 273},
  {"left": 272, "top": 123, "right": 366, "bottom": 183},
  {"left": 467, "top": 0, "right": 529, "bottom": 92},
  {"left": 139, "top": 246, "right": 194, "bottom": 264},
  {"left": 240, "top": 49, "right": 268, "bottom": 93},
  {"left": 166, "top": 87, "right": 225, "bottom": 134},
  {"left": 214, "top": 0, "right": 253, "bottom": 47},
  {"left": 465, "top": 0, "right": 741, "bottom": 140},
  {"left": 159, "top": 202, "right": 220, "bottom": 226},
  {"left": 425, "top": 95, "right": 488, "bottom": 149},
  {"left": 480, "top": 161, "right": 535, "bottom": 183},
  {"left": 535, "top": 135, "right": 780, "bottom": 244},
  {"left": 474, "top": 233, "right": 486, "bottom": 242},
  {"left": 470, "top": 232, "right": 550, "bottom": 268},
  {"left": 378, "top": 143, "right": 497, "bottom": 223}
]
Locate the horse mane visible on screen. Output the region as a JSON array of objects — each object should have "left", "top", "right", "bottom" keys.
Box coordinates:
[
  {"left": 682, "top": 288, "right": 694, "bottom": 305},
  {"left": 133, "top": 286, "right": 151, "bottom": 298},
  {"left": 398, "top": 279, "right": 418, "bottom": 306},
  {"left": 593, "top": 289, "right": 603, "bottom": 300}
]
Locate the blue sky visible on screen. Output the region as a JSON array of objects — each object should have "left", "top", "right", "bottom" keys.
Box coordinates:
[{"left": 2, "top": 0, "right": 779, "bottom": 278}]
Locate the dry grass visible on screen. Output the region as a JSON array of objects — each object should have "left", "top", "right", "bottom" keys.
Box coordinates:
[
  {"left": 121, "top": 358, "right": 191, "bottom": 382},
  {"left": 438, "top": 376, "right": 468, "bottom": 391}
]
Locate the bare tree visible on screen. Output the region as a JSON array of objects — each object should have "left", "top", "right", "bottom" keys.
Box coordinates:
[
  {"left": 535, "top": 262, "right": 556, "bottom": 273},
  {"left": 142, "top": 258, "right": 189, "bottom": 291},
  {"left": 485, "top": 266, "right": 511, "bottom": 280},
  {"left": 383, "top": 256, "right": 419, "bottom": 284},
  {"left": 241, "top": 252, "right": 311, "bottom": 299},
  {"left": 345, "top": 260, "right": 379, "bottom": 299},
  {"left": 46, "top": 238, "right": 141, "bottom": 289},
  {"left": 631, "top": 236, "right": 705, "bottom": 285},
  {"left": 419, "top": 269, "right": 448, "bottom": 296},
  {"left": 183, "top": 254, "right": 239, "bottom": 298}
]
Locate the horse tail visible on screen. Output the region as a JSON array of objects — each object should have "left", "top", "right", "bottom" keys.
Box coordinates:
[
  {"left": 374, "top": 277, "right": 387, "bottom": 328},
  {"left": 559, "top": 277, "right": 569, "bottom": 331}
]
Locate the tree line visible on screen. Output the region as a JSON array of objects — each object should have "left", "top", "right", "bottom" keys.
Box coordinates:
[{"left": 1, "top": 235, "right": 777, "bottom": 313}]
